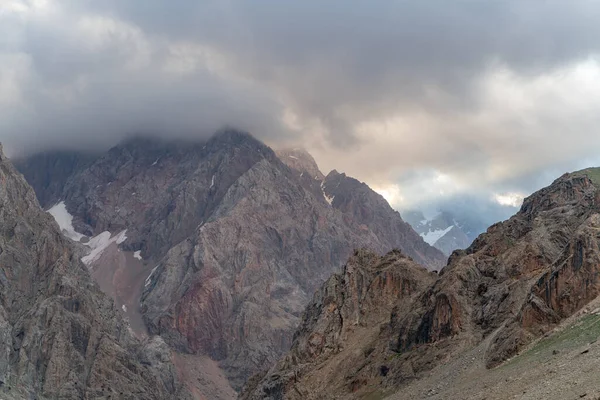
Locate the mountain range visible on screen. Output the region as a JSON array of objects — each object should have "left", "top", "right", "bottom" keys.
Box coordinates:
[
  {"left": 12, "top": 130, "right": 445, "bottom": 396},
  {"left": 8, "top": 130, "right": 600, "bottom": 399},
  {"left": 404, "top": 210, "right": 475, "bottom": 255},
  {"left": 243, "top": 167, "right": 600, "bottom": 399}
]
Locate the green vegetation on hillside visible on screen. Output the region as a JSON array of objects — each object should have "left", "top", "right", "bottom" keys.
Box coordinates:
[
  {"left": 506, "top": 313, "right": 600, "bottom": 367},
  {"left": 573, "top": 167, "right": 600, "bottom": 186}
]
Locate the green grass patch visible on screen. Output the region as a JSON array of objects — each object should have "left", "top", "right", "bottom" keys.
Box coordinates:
[
  {"left": 508, "top": 313, "right": 600, "bottom": 367},
  {"left": 360, "top": 390, "right": 390, "bottom": 400},
  {"left": 572, "top": 167, "right": 600, "bottom": 186}
]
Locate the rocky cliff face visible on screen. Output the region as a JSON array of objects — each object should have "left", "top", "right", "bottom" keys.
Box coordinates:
[
  {"left": 322, "top": 171, "right": 444, "bottom": 268},
  {"left": 397, "top": 170, "right": 600, "bottom": 369},
  {"left": 243, "top": 168, "right": 600, "bottom": 399},
  {"left": 241, "top": 249, "right": 436, "bottom": 400},
  {"left": 14, "top": 131, "right": 445, "bottom": 391},
  {"left": 14, "top": 150, "right": 99, "bottom": 209},
  {"left": 275, "top": 148, "right": 324, "bottom": 181},
  {"left": 0, "top": 145, "right": 190, "bottom": 399}
]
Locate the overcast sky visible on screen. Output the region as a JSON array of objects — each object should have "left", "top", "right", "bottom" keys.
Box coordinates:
[{"left": 3, "top": 1, "right": 600, "bottom": 222}]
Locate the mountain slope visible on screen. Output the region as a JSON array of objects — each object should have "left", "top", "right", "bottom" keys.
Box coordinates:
[
  {"left": 0, "top": 145, "right": 190, "bottom": 399},
  {"left": 322, "top": 171, "right": 444, "bottom": 266},
  {"left": 242, "top": 167, "right": 600, "bottom": 399},
  {"left": 14, "top": 150, "right": 99, "bottom": 210},
  {"left": 14, "top": 131, "right": 445, "bottom": 390},
  {"left": 241, "top": 249, "right": 436, "bottom": 400}
]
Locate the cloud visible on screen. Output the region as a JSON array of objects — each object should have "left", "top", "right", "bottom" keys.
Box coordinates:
[
  {"left": 3, "top": 0, "right": 600, "bottom": 217},
  {"left": 0, "top": 1, "right": 290, "bottom": 155}
]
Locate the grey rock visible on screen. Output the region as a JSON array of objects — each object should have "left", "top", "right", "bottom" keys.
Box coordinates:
[
  {"left": 15, "top": 130, "right": 446, "bottom": 391},
  {"left": 0, "top": 145, "right": 190, "bottom": 399}
]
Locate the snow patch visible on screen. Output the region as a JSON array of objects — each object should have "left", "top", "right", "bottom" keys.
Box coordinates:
[
  {"left": 421, "top": 226, "right": 453, "bottom": 246},
  {"left": 133, "top": 250, "right": 142, "bottom": 260},
  {"left": 81, "top": 230, "right": 127, "bottom": 265},
  {"left": 320, "top": 181, "right": 335, "bottom": 205},
  {"left": 288, "top": 155, "right": 298, "bottom": 160},
  {"left": 152, "top": 157, "right": 159, "bottom": 166},
  {"left": 145, "top": 265, "right": 159, "bottom": 287},
  {"left": 47, "top": 202, "right": 85, "bottom": 242},
  {"left": 47, "top": 202, "right": 130, "bottom": 266},
  {"left": 210, "top": 174, "right": 215, "bottom": 189},
  {"left": 121, "top": 304, "right": 127, "bottom": 312}
]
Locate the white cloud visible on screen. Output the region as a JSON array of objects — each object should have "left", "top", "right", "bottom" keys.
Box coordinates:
[{"left": 494, "top": 193, "right": 525, "bottom": 208}]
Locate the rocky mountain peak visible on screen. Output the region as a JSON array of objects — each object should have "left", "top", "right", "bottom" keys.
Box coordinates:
[
  {"left": 244, "top": 163, "right": 600, "bottom": 399},
  {"left": 275, "top": 148, "right": 324, "bottom": 180},
  {"left": 321, "top": 170, "right": 447, "bottom": 270},
  {"left": 14, "top": 130, "right": 446, "bottom": 394},
  {"left": 241, "top": 249, "right": 436, "bottom": 399},
  {"left": 208, "top": 129, "right": 274, "bottom": 156}
]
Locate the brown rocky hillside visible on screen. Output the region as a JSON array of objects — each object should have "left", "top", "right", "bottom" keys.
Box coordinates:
[{"left": 243, "top": 167, "right": 600, "bottom": 399}]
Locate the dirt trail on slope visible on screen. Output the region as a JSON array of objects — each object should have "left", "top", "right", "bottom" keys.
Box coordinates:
[{"left": 390, "top": 301, "right": 600, "bottom": 400}]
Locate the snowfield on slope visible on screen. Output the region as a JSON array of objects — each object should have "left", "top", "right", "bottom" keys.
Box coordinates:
[
  {"left": 47, "top": 202, "right": 85, "bottom": 242},
  {"left": 421, "top": 225, "right": 453, "bottom": 245}
]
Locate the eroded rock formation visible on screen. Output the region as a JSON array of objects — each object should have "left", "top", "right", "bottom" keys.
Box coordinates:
[
  {"left": 14, "top": 131, "right": 445, "bottom": 391},
  {"left": 0, "top": 145, "right": 190, "bottom": 399},
  {"left": 243, "top": 168, "right": 600, "bottom": 399}
]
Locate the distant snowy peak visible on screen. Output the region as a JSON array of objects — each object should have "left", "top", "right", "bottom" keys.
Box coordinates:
[{"left": 404, "top": 209, "right": 473, "bottom": 256}]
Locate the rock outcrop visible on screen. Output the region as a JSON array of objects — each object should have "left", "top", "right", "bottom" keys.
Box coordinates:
[
  {"left": 14, "top": 130, "right": 446, "bottom": 390},
  {"left": 14, "top": 149, "right": 99, "bottom": 209},
  {"left": 243, "top": 167, "right": 600, "bottom": 399},
  {"left": 241, "top": 249, "right": 436, "bottom": 400},
  {"left": 275, "top": 148, "right": 324, "bottom": 181},
  {"left": 0, "top": 145, "right": 190, "bottom": 399},
  {"left": 397, "top": 169, "right": 600, "bottom": 370}
]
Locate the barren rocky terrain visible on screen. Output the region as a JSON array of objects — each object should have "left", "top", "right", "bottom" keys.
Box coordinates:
[
  {"left": 395, "top": 300, "right": 600, "bottom": 400},
  {"left": 15, "top": 131, "right": 445, "bottom": 394},
  {"left": 244, "top": 167, "right": 600, "bottom": 400},
  {"left": 0, "top": 145, "right": 192, "bottom": 399}
]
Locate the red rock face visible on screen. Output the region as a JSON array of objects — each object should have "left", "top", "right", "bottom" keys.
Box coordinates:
[
  {"left": 173, "top": 277, "right": 233, "bottom": 357},
  {"left": 522, "top": 215, "right": 600, "bottom": 329}
]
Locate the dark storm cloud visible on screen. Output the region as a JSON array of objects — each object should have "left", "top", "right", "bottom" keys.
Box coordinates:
[
  {"left": 0, "top": 1, "right": 289, "bottom": 155},
  {"left": 72, "top": 1, "right": 600, "bottom": 137},
  {"left": 3, "top": 0, "right": 600, "bottom": 211}
]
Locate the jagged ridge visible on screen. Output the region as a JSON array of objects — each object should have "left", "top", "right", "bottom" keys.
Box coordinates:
[
  {"left": 0, "top": 145, "right": 190, "bottom": 399},
  {"left": 243, "top": 168, "right": 600, "bottom": 399}
]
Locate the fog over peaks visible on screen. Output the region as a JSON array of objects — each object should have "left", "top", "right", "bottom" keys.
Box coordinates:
[{"left": 3, "top": 0, "right": 600, "bottom": 219}]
